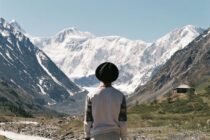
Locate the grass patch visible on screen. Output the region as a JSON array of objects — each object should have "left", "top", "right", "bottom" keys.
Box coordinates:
[{"left": 128, "top": 92, "right": 210, "bottom": 132}]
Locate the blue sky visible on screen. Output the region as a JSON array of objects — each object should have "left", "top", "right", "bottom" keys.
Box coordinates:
[{"left": 0, "top": 0, "right": 210, "bottom": 42}]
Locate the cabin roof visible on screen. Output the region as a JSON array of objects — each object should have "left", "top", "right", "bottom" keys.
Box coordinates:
[{"left": 177, "top": 84, "right": 191, "bottom": 89}]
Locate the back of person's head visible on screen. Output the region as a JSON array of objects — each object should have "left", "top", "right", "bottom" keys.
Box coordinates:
[{"left": 95, "top": 62, "right": 119, "bottom": 83}]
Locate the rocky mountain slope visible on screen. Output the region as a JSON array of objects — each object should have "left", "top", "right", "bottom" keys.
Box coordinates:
[
  {"left": 0, "top": 78, "right": 63, "bottom": 117},
  {"left": 0, "top": 18, "right": 86, "bottom": 115},
  {"left": 128, "top": 28, "right": 210, "bottom": 105}
]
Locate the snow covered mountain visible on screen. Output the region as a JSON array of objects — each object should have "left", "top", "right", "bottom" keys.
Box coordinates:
[
  {"left": 0, "top": 18, "right": 86, "bottom": 114},
  {"left": 9, "top": 19, "right": 204, "bottom": 94},
  {"left": 128, "top": 27, "right": 210, "bottom": 105},
  {"left": 140, "top": 25, "right": 204, "bottom": 86},
  {"left": 30, "top": 24, "right": 204, "bottom": 94},
  {"left": 33, "top": 32, "right": 148, "bottom": 93}
]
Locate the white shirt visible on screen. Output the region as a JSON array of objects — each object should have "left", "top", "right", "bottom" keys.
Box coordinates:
[{"left": 84, "top": 86, "right": 127, "bottom": 139}]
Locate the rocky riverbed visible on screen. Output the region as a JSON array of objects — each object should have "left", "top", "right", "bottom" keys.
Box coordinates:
[
  {"left": 0, "top": 117, "right": 210, "bottom": 140},
  {"left": 0, "top": 116, "right": 84, "bottom": 140}
]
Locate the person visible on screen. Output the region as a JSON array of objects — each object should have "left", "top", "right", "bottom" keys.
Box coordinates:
[{"left": 84, "top": 62, "right": 127, "bottom": 140}]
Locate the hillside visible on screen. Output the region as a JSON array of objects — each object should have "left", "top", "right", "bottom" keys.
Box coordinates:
[
  {"left": 0, "top": 79, "right": 63, "bottom": 117},
  {"left": 128, "top": 28, "right": 210, "bottom": 105},
  {"left": 127, "top": 88, "right": 210, "bottom": 139},
  {"left": 0, "top": 79, "right": 33, "bottom": 117}
]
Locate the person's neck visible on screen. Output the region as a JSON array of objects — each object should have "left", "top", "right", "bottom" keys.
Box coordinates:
[{"left": 100, "top": 82, "right": 112, "bottom": 87}]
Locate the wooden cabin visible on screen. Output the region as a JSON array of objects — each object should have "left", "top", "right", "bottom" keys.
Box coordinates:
[{"left": 174, "top": 84, "right": 195, "bottom": 94}]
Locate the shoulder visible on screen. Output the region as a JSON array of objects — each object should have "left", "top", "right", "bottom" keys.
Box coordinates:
[
  {"left": 86, "top": 88, "right": 102, "bottom": 98},
  {"left": 110, "top": 87, "right": 125, "bottom": 97}
]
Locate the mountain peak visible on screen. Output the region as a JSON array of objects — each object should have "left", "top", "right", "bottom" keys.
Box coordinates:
[
  {"left": 0, "top": 17, "right": 6, "bottom": 24},
  {"left": 183, "top": 24, "right": 197, "bottom": 29},
  {"left": 53, "top": 27, "right": 94, "bottom": 43},
  {"left": 10, "top": 19, "right": 26, "bottom": 33},
  {"left": 60, "top": 27, "right": 78, "bottom": 33},
  {"left": 0, "top": 17, "right": 10, "bottom": 29},
  {"left": 56, "top": 27, "right": 94, "bottom": 38},
  {"left": 0, "top": 17, "right": 14, "bottom": 37},
  {"left": 182, "top": 24, "right": 204, "bottom": 34},
  {"left": 154, "top": 25, "right": 204, "bottom": 45}
]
